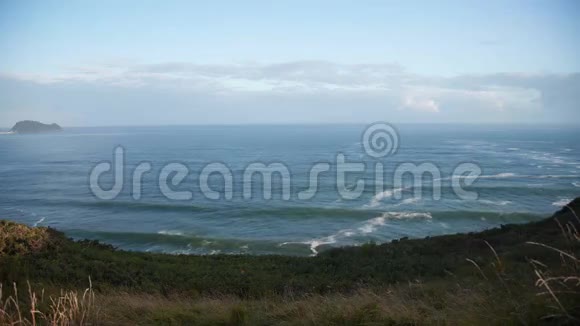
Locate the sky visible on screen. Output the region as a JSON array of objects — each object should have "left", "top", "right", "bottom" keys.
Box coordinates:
[{"left": 0, "top": 0, "right": 579, "bottom": 126}]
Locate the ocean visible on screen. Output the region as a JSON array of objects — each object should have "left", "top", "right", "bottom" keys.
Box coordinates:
[{"left": 0, "top": 124, "right": 578, "bottom": 256}]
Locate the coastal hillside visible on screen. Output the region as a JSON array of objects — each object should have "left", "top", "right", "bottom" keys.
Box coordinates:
[
  {"left": 1, "top": 1, "right": 577, "bottom": 325},
  {"left": 1, "top": 198, "right": 579, "bottom": 324}
]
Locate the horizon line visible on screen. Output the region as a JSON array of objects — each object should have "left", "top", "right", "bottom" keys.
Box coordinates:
[{"left": 2, "top": 121, "right": 580, "bottom": 129}]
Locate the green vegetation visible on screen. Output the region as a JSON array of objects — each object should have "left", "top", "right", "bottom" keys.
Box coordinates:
[
  {"left": 0, "top": 220, "right": 57, "bottom": 256},
  {"left": 1, "top": 199, "right": 579, "bottom": 325}
]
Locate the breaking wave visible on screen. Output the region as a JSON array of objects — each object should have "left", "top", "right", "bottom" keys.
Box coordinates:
[{"left": 552, "top": 198, "right": 572, "bottom": 207}]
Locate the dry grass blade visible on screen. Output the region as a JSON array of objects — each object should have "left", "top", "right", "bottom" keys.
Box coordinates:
[
  {"left": 534, "top": 269, "right": 569, "bottom": 318},
  {"left": 526, "top": 242, "right": 578, "bottom": 262},
  {"left": 0, "top": 280, "right": 96, "bottom": 325},
  {"left": 484, "top": 240, "right": 503, "bottom": 272},
  {"left": 466, "top": 258, "right": 488, "bottom": 280},
  {"left": 565, "top": 204, "right": 580, "bottom": 224}
]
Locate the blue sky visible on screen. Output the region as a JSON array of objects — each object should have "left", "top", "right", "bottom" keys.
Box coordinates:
[{"left": 0, "top": 0, "right": 579, "bottom": 126}]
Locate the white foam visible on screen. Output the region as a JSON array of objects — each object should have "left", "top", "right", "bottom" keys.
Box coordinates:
[
  {"left": 157, "top": 230, "right": 184, "bottom": 236},
  {"left": 285, "top": 211, "right": 432, "bottom": 255},
  {"left": 573, "top": 182, "right": 580, "bottom": 188},
  {"left": 293, "top": 235, "right": 339, "bottom": 255},
  {"left": 449, "top": 172, "right": 516, "bottom": 181},
  {"left": 520, "top": 150, "right": 575, "bottom": 166},
  {"left": 357, "top": 212, "right": 431, "bottom": 235},
  {"left": 170, "top": 248, "right": 193, "bottom": 255},
  {"left": 394, "top": 197, "right": 421, "bottom": 206},
  {"left": 479, "top": 199, "right": 512, "bottom": 206},
  {"left": 368, "top": 187, "right": 404, "bottom": 207},
  {"left": 457, "top": 173, "right": 579, "bottom": 180},
  {"left": 494, "top": 172, "right": 516, "bottom": 178},
  {"left": 552, "top": 198, "right": 572, "bottom": 207},
  {"left": 279, "top": 237, "right": 336, "bottom": 255},
  {"left": 33, "top": 217, "right": 46, "bottom": 227},
  {"left": 383, "top": 212, "right": 433, "bottom": 220},
  {"left": 283, "top": 227, "right": 359, "bottom": 255},
  {"left": 537, "top": 174, "right": 579, "bottom": 179},
  {"left": 358, "top": 216, "right": 386, "bottom": 234}
]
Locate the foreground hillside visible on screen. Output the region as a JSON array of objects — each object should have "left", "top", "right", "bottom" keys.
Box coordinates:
[{"left": 1, "top": 199, "right": 579, "bottom": 325}]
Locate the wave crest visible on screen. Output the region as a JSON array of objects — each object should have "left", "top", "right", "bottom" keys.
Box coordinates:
[{"left": 552, "top": 198, "right": 572, "bottom": 207}]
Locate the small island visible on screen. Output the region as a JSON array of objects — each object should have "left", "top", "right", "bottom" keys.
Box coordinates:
[{"left": 10, "top": 120, "right": 62, "bottom": 134}]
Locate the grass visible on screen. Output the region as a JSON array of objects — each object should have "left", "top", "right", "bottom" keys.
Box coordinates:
[
  {"left": 0, "top": 281, "right": 96, "bottom": 325},
  {"left": 0, "top": 281, "right": 549, "bottom": 325},
  {"left": 0, "top": 198, "right": 579, "bottom": 324}
]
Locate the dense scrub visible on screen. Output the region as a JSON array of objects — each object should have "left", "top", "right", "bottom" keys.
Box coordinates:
[
  {"left": 0, "top": 220, "right": 62, "bottom": 256},
  {"left": 2, "top": 204, "right": 578, "bottom": 297},
  {"left": 1, "top": 199, "right": 579, "bottom": 324}
]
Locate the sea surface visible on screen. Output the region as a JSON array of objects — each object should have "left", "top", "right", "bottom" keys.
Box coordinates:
[{"left": 0, "top": 124, "right": 578, "bottom": 256}]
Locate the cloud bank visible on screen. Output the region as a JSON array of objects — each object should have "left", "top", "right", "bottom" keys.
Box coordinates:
[{"left": 1, "top": 61, "right": 578, "bottom": 126}]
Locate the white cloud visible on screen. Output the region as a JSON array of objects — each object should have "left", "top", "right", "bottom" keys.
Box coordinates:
[
  {"left": 0, "top": 61, "right": 578, "bottom": 125},
  {"left": 401, "top": 95, "right": 439, "bottom": 113},
  {"left": 3, "top": 61, "right": 406, "bottom": 92}
]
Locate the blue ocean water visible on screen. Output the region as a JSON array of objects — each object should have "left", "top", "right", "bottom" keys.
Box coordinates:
[{"left": 0, "top": 124, "right": 578, "bottom": 256}]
